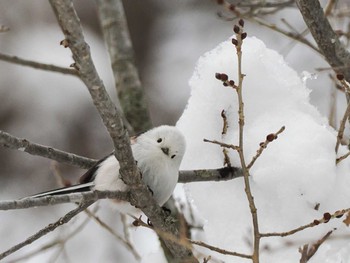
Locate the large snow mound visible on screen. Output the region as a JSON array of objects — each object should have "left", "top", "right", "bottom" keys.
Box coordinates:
[{"left": 177, "top": 36, "right": 350, "bottom": 262}]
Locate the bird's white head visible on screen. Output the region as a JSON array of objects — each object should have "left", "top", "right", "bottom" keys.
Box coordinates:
[{"left": 132, "top": 125, "right": 186, "bottom": 167}]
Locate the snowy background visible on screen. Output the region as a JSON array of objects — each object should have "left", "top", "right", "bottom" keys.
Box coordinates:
[{"left": 1, "top": 0, "right": 350, "bottom": 262}]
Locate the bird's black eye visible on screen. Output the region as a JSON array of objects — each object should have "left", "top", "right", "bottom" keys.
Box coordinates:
[
  {"left": 157, "top": 138, "right": 162, "bottom": 143},
  {"left": 171, "top": 154, "right": 176, "bottom": 159}
]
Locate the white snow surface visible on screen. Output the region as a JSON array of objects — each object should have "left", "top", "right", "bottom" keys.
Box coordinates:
[{"left": 176, "top": 36, "right": 350, "bottom": 262}]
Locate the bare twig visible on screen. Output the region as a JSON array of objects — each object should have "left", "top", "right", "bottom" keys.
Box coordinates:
[
  {"left": 0, "top": 52, "right": 78, "bottom": 76},
  {"left": 0, "top": 130, "right": 96, "bottom": 169},
  {"left": 232, "top": 20, "right": 261, "bottom": 263},
  {"left": 7, "top": 212, "right": 92, "bottom": 263},
  {"left": 336, "top": 151, "right": 350, "bottom": 164},
  {"left": 247, "top": 126, "right": 286, "bottom": 169},
  {"left": 95, "top": 0, "right": 151, "bottom": 134},
  {"left": 0, "top": 201, "right": 93, "bottom": 260},
  {"left": 190, "top": 240, "right": 252, "bottom": 259},
  {"left": 261, "top": 209, "right": 349, "bottom": 238},
  {"left": 84, "top": 208, "right": 141, "bottom": 260},
  {"left": 203, "top": 138, "right": 240, "bottom": 151},
  {"left": 221, "top": 110, "right": 232, "bottom": 167},
  {"left": 335, "top": 76, "right": 350, "bottom": 153},
  {"left": 335, "top": 100, "right": 350, "bottom": 153},
  {"left": 299, "top": 231, "right": 333, "bottom": 263}
]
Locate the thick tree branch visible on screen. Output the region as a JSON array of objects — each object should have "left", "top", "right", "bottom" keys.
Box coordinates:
[
  {"left": 296, "top": 0, "right": 350, "bottom": 82},
  {"left": 0, "top": 52, "right": 78, "bottom": 76},
  {"left": 95, "top": 0, "right": 152, "bottom": 134},
  {"left": 48, "top": 0, "right": 138, "bottom": 184},
  {"left": 48, "top": 1, "right": 197, "bottom": 261}
]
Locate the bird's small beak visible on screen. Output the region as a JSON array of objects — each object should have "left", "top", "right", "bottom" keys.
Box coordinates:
[{"left": 161, "top": 147, "right": 169, "bottom": 155}]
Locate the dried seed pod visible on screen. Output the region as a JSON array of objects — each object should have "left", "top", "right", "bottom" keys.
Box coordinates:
[
  {"left": 238, "top": 19, "right": 244, "bottom": 27},
  {"left": 229, "top": 80, "right": 235, "bottom": 86},
  {"left": 241, "top": 32, "right": 247, "bottom": 39},
  {"left": 313, "top": 219, "right": 320, "bottom": 225}
]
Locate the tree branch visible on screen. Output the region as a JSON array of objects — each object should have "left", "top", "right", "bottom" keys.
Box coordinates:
[
  {"left": 95, "top": 0, "right": 152, "bottom": 134},
  {"left": 0, "top": 130, "right": 96, "bottom": 169},
  {"left": 296, "top": 0, "right": 350, "bottom": 82},
  {"left": 48, "top": 1, "right": 197, "bottom": 261},
  {"left": 0, "top": 191, "right": 130, "bottom": 210},
  {"left": 0, "top": 52, "right": 78, "bottom": 76}
]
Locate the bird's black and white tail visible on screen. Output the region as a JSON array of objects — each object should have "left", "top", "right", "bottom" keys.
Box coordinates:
[{"left": 27, "top": 182, "right": 94, "bottom": 199}]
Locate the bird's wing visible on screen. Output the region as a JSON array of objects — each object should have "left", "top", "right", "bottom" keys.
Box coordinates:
[{"left": 79, "top": 152, "right": 114, "bottom": 184}]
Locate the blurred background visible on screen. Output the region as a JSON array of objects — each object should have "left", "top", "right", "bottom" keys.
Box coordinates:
[{"left": 0, "top": 0, "right": 349, "bottom": 262}]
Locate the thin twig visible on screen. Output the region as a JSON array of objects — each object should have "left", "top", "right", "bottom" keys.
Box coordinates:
[
  {"left": 299, "top": 230, "right": 333, "bottom": 263},
  {"left": 7, "top": 212, "right": 92, "bottom": 263},
  {"left": 133, "top": 216, "right": 251, "bottom": 260},
  {"left": 335, "top": 100, "right": 350, "bottom": 153},
  {"left": 336, "top": 151, "right": 350, "bottom": 164},
  {"left": 84, "top": 208, "right": 141, "bottom": 260},
  {"left": 0, "top": 52, "right": 78, "bottom": 76},
  {"left": 189, "top": 240, "right": 252, "bottom": 259},
  {"left": 261, "top": 209, "right": 349, "bottom": 238},
  {"left": 0, "top": 201, "right": 93, "bottom": 260},
  {"left": 247, "top": 126, "right": 285, "bottom": 169},
  {"left": 203, "top": 138, "right": 240, "bottom": 151},
  {"left": 233, "top": 21, "right": 260, "bottom": 263}
]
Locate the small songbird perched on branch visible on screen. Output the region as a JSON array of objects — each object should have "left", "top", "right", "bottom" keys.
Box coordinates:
[{"left": 29, "top": 125, "right": 186, "bottom": 210}]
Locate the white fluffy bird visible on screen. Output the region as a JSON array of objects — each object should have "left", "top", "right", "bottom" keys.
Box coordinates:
[{"left": 31, "top": 125, "right": 186, "bottom": 207}]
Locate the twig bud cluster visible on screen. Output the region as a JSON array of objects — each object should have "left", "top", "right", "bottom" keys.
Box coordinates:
[
  {"left": 215, "top": 73, "right": 236, "bottom": 88},
  {"left": 231, "top": 19, "right": 247, "bottom": 46}
]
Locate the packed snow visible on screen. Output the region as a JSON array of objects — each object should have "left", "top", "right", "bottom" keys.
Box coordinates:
[{"left": 176, "top": 36, "right": 350, "bottom": 262}]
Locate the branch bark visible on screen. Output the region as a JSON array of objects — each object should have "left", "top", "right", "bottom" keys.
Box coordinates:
[
  {"left": 48, "top": 1, "right": 197, "bottom": 261},
  {"left": 296, "top": 0, "right": 350, "bottom": 82},
  {"left": 95, "top": 0, "right": 152, "bottom": 134},
  {"left": 0, "top": 130, "right": 95, "bottom": 169},
  {"left": 0, "top": 52, "right": 78, "bottom": 76}
]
